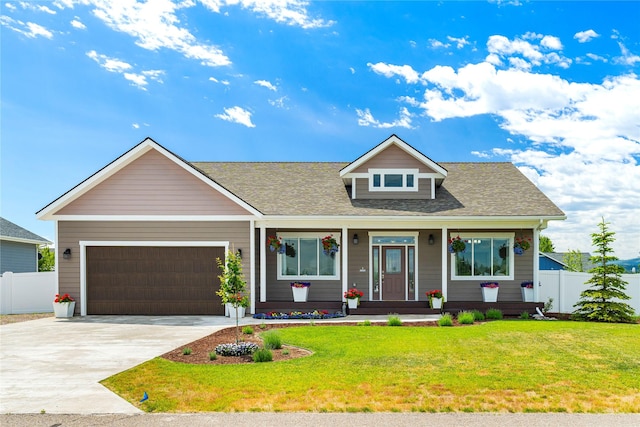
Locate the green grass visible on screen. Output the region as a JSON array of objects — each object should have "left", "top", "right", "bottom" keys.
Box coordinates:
[{"left": 102, "top": 321, "right": 640, "bottom": 413}]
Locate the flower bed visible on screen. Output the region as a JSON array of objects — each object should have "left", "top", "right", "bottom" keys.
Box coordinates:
[
  {"left": 253, "top": 310, "right": 345, "bottom": 320},
  {"left": 215, "top": 342, "right": 259, "bottom": 356}
]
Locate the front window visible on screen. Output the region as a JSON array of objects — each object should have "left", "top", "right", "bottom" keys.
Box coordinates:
[
  {"left": 278, "top": 233, "right": 340, "bottom": 280},
  {"left": 451, "top": 234, "right": 513, "bottom": 280},
  {"left": 369, "top": 169, "right": 419, "bottom": 192}
]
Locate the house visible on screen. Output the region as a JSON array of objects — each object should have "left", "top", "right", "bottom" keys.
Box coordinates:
[
  {"left": 1, "top": 217, "right": 51, "bottom": 274},
  {"left": 36, "top": 135, "right": 565, "bottom": 316},
  {"left": 539, "top": 252, "right": 595, "bottom": 272}
]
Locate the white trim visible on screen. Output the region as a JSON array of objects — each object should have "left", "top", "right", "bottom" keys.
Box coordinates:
[
  {"left": 249, "top": 219, "right": 255, "bottom": 314},
  {"left": 0, "top": 236, "right": 51, "bottom": 245},
  {"left": 40, "top": 215, "right": 258, "bottom": 222},
  {"left": 533, "top": 225, "right": 540, "bottom": 302},
  {"left": 276, "top": 232, "right": 341, "bottom": 281},
  {"left": 352, "top": 177, "right": 356, "bottom": 200},
  {"left": 449, "top": 232, "right": 515, "bottom": 281},
  {"left": 342, "top": 226, "right": 348, "bottom": 300},
  {"left": 37, "top": 138, "right": 263, "bottom": 220},
  {"left": 368, "top": 168, "right": 419, "bottom": 192},
  {"left": 368, "top": 231, "right": 419, "bottom": 301},
  {"left": 259, "top": 225, "right": 266, "bottom": 302},
  {"left": 441, "top": 226, "right": 448, "bottom": 300},
  {"left": 78, "top": 240, "right": 229, "bottom": 316}
]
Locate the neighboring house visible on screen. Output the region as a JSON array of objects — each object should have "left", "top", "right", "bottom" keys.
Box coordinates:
[
  {"left": 36, "top": 135, "right": 565, "bottom": 316},
  {"left": 539, "top": 252, "right": 595, "bottom": 272},
  {"left": 1, "top": 217, "right": 51, "bottom": 274}
]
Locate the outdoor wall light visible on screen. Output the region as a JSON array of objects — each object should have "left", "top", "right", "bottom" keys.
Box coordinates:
[
  {"left": 237, "top": 249, "right": 242, "bottom": 258},
  {"left": 63, "top": 248, "right": 72, "bottom": 259},
  {"left": 428, "top": 234, "right": 435, "bottom": 245},
  {"left": 353, "top": 234, "right": 359, "bottom": 245}
]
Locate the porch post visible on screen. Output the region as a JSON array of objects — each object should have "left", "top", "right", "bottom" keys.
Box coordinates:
[
  {"left": 441, "top": 227, "right": 448, "bottom": 301},
  {"left": 259, "top": 225, "right": 266, "bottom": 303},
  {"left": 342, "top": 226, "right": 349, "bottom": 300},
  {"left": 249, "top": 220, "right": 256, "bottom": 314},
  {"left": 533, "top": 226, "right": 540, "bottom": 302}
]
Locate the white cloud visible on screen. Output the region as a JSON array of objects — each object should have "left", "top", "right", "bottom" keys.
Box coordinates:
[
  {"left": 70, "top": 18, "right": 86, "bottom": 29},
  {"left": 269, "top": 96, "right": 288, "bottom": 109},
  {"left": 586, "top": 53, "right": 607, "bottom": 63},
  {"left": 487, "top": 34, "right": 570, "bottom": 69},
  {"left": 574, "top": 29, "right": 599, "bottom": 43},
  {"left": 429, "top": 38, "right": 449, "bottom": 49},
  {"left": 447, "top": 35, "right": 469, "bottom": 49},
  {"left": 87, "top": 50, "right": 132, "bottom": 73},
  {"left": 356, "top": 107, "right": 414, "bottom": 129},
  {"left": 614, "top": 41, "right": 640, "bottom": 66},
  {"left": 199, "top": 0, "right": 333, "bottom": 29},
  {"left": 254, "top": 79, "right": 277, "bottom": 91},
  {"left": 0, "top": 16, "right": 54, "bottom": 39},
  {"left": 132, "top": 123, "right": 140, "bottom": 129},
  {"left": 367, "top": 62, "right": 420, "bottom": 84},
  {"left": 540, "top": 35, "right": 562, "bottom": 50},
  {"left": 215, "top": 106, "right": 256, "bottom": 128},
  {"left": 86, "top": 50, "right": 164, "bottom": 90}
]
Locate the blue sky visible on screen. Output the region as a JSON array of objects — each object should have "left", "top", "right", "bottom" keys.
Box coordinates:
[{"left": 1, "top": 0, "right": 639, "bottom": 259}]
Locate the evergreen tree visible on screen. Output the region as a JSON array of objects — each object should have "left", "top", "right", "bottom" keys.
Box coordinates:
[{"left": 572, "top": 218, "right": 635, "bottom": 323}]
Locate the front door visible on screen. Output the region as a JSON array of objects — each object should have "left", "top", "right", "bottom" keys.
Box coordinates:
[{"left": 382, "top": 246, "right": 405, "bottom": 300}]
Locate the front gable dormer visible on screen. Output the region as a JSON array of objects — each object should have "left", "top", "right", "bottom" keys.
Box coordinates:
[{"left": 340, "top": 135, "right": 447, "bottom": 200}]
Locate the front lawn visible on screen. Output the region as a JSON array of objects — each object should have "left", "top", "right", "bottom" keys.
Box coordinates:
[{"left": 101, "top": 321, "right": 640, "bottom": 413}]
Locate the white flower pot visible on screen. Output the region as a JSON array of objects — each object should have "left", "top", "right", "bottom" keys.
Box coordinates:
[
  {"left": 521, "top": 287, "right": 534, "bottom": 302},
  {"left": 226, "top": 303, "right": 246, "bottom": 319},
  {"left": 292, "top": 286, "right": 309, "bottom": 302},
  {"left": 53, "top": 302, "right": 75, "bottom": 318},
  {"left": 347, "top": 298, "right": 358, "bottom": 309},
  {"left": 430, "top": 297, "right": 442, "bottom": 309},
  {"left": 481, "top": 287, "right": 499, "bottom": 303}
]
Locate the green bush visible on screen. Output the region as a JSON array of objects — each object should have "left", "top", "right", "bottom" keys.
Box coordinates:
[
  {"left": 457, "top": 311, "right": 474, "bottom": 324},
  {"left": 486, "top": 308, "right": 503, "bottom": 320},
  {"left": 182, "top": 347, "right": 192, "bottom": 355},
  {"left": 472, "top": 310, "right": 485, "bottom": 321},
  {"left": 262, "top": 331, "right": 282, "bottom": 349},
  {"left": 259, "top": 322, "right": 267, "bottom": 329},
  {"left": 208, "top": 351, "right": 217, "bottom": 361},
  {"left": 242, "top": 326, "right": 254, "bottom": 335},
  {"left": 252, "top": 348, "right": 273, "bottom": 363},
  {"left": 282, "top": 348, "right": 290, "bottom": 355},
  {"left": 438, "top": 313, "right": 453, "bottom": 327},
  {"left": 359, "top": 319, "right": 372, "bottom": 326},
  {"left": 387, "top": 315, "right": 402, "bottom": 326},
  {"left": 519, "top": 311, "right": 530, "bottom": 320}
]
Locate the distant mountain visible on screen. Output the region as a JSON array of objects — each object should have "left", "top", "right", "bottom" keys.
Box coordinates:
[{"left": 611, "top": 258, "right": 640, "bottom": 273}]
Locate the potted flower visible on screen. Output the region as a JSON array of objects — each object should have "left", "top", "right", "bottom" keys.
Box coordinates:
[
  {"left": 53, "top": 293, "right": 75, "bottom": 318},
  {"left": 344, "top": 287, "right": 363, "bottom": 309},
  {"left": 267, "top": 236, "right": 285, "bottom": 254},
  {"left": 290, "top": 281, "right": 311, "bottom": 302},
  {"left": 321, "top": 235, "right": 340, "bottom": 257},
  {"left": 513, "top": 236, "right": 531, "bottom": 255},
  {"left": 480, "top": 282, "right": 499, "bottom": 302},
  {"left": 425, "top": 289, "right": 444, "bottom": 310},
  {"left": 448, "top": 236, "right": 466, "bottom": 253},
  {"left": 521, "top": 281, "right": 534, "bottom": 302}
]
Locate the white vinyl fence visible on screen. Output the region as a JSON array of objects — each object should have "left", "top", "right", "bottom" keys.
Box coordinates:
[
  {"left": 538, "top": 270, "right": 640, "bottom": 315},
  {"left": 0, "top": 271, "right": 56, "bottom": 314}
]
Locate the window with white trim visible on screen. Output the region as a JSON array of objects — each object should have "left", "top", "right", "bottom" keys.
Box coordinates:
[
  {"left": 451, "top": 233, "right": 514, "bottom": 281},
  {"left": 369, "top": 168, "right": 418, "bottom": 192},
  {"left": 277, "top": 233, "right": 341, "bottom": 280}
]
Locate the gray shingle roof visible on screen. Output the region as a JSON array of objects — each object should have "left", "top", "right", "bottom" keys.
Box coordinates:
[
  {"left": 191, "top": 161, "right": 565, "bottom": 218},
  {"left": 0, "top": 217, "right": 50, "bottom": 243}
]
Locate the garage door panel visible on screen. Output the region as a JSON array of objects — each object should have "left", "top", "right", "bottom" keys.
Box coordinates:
[{"left": 87, "top": 246, "right": 225, "bottom": 315}]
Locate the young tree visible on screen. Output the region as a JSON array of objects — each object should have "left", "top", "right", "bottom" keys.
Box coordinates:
[
  {"left": 38, "top": 246, "right": 55, "bottom": 272},
  {"left": 572, "top": 218, "right": 635, "bottom": 323},
  {"left": 563, "top": 249, "right": 584, "bottom": 272},
  {"left": 215, "top": 249, "right": 249, "bottom": 343},
  {"left": 539, "top": 235, "right": 555, "bottom": 253}
]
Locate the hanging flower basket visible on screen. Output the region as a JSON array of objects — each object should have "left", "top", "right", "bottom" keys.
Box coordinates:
[
  {"left": 513, "top": 236, "right": 532, "bottom": 255},
  {"left": 322, "top": 234, "right": 340, "bottom": 257},
  {"left": 448, "top": 236, "right": 466, "bottom": 253},
  {"left": 267, "top": 236, "right": 285, "bottom": 254}
]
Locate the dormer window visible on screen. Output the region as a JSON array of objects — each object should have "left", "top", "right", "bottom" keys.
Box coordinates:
[{"left": 369, "top": 169, "right": 418, "bottom": 192}]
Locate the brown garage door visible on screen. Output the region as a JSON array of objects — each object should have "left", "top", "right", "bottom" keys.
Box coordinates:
[{"left": 87, "top": 246, "right": 225, "bottom": 315}]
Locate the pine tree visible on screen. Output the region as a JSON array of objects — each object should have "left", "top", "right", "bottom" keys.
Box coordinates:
[{"left": 572, "top": 218, "right": 635, "bottom": 323}]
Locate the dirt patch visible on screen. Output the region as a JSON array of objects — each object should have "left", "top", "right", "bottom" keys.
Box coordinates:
[
  {"left": 0, "top": 313, "right": 53, "bottom": 325},
  {"left": 161, "top": 321, "right": 440, "bottom": 365}
]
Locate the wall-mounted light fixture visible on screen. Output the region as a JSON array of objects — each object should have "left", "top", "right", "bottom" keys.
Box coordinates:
[
  {"left": 428, "top": 234, "right": 435, "bottom": 245},
  {"left": 237, "top": 249, "right": 243, "bottom": 258},
  {"left": 353, "top": 233, "right": 359, "bottom": 245},
  {"left": 63, "top": 248, "right": 72, "bottom": 259}
]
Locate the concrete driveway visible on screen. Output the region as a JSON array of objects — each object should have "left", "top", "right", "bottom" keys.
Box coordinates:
[{"left": 0, "top": 315, "right": 237, "bottom": 414}]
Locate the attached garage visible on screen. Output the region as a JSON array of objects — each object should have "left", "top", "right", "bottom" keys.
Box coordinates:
[{"left": 86, "top": 246, "right": 225, "bottom": 315}]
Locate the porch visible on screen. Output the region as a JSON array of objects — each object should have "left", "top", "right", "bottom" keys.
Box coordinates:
[{"left": 254, "top": 300, "right": 544, "bottom": 317}]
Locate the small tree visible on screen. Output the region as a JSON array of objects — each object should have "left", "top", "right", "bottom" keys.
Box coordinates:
[
  {"left": 215, "top": 249, "right": 248, "bottom": 343},
  {"left": 539, "top": 235, "right": 555, "bottom": 253},
  {"left": 563, "top": 249, "right": 584, "bottom": 272},
  {"left": 572, "top": 218, "right": 635, "bottom": 323},
  {"left": 38, "top": 246, "right": 55, "bottom": 272}
]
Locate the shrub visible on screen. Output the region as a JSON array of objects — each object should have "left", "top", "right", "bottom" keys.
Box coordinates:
[
  {"left": 262, "top": 331, "right": 282, "bottom": 350},
  {"left": 438, "top": 313, "right": 453, "bottom": 327},
  {"left": 242, "top": 326, "right": 254, "bottom": 335},
  {"left": 361, "top": 319, "right": 372, "bottom": 326},
  {"left": 252, "top": 348, "right": 273, "bottom": 363},
  {"left": 259, "top": 322, "right": 267, "bottom": 329},
  {"left": 520, "top": 311, "right": 530, "bottom": 320},
  {"left": 472, "top": 309, "right": 485, "bottom": 321},
  {"left": 182, "top": 347, "right": 192, "bottom": 355},
  {"left": 215, "top": 342, "right": 259, "bottom": 356},
  {"left": 486, "top": 308, "right": 503, "bottom": 320},
  {"left": 387, "top": 315, "right": 402, "bottom": 326},
  {"left": 208, "top": 351, "right": 217, "bottom": 361},
  {"left": 457, "top": 311, "right": 474, "bottom": 324}
]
